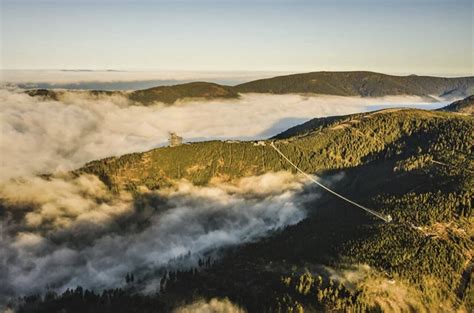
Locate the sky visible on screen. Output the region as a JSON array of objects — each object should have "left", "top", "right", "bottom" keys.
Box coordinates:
[{"left": 1, "top": 0, "right": 473, "bottom": 76}]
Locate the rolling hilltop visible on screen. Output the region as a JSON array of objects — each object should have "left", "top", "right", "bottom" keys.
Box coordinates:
[
  {"left": 19, "top": 100, "right": 474, "bottom": 312},
  {"left": 128, "top": 82, "right": 239, "bottom": 104},
  {"left": 235, "top": 71, "right": 474, "bottom": 98},
  {"left": 25, "top": 71, "right": 474, "bottom": 105}
]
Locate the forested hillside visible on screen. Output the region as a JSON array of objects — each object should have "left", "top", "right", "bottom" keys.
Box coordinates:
[
  {"left": 235, "top": 71, "right": 474, "bottom": 98},
  {"left": 128, "top": 82, "right": 239, "bottom": 104},
  {"left": 25, "top": 71, "right": 474, "bottom": 105},
  {"left": 17, "top": 108, "right": 473, "bottom": 312},
  {"left": 78, "top": 109, "right": 472, "bottom": 192},
  {"left": 25, "top": 82, "right": 239, "bottom": 105}
]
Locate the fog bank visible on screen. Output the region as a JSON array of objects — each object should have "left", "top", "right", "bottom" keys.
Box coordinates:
[
  {"left": 0, "top": 172, "right": 317, "bottom": 304},
  {"left": 0, "top": 89, "right": 443, "bottom": 181}
]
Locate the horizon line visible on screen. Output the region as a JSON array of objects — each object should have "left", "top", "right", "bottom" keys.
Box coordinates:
[{"left": 1, "top": 68, "right": 473, "bottom": 78}]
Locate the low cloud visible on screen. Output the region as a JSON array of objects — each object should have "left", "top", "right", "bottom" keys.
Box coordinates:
[
  {"left": 325, "top": 264, "right": 434, "bottom": 312},
  {"left": 0, "top": 89, "right": 442, "bottom": 181},
  {"left": 0, "top": 70, "right": 286, "bottom": 90},
  {"left": 0, "top": 174, "right": 133, "bottom": 232},
  {"left": 173, "top": 298, "right": 246, "bottom": 313},
  {"left": 0, "top": 172, "right": 317, "bottom": 304},
  {"left": 324, "top": 264, "right": 372, "bottom": 291}
]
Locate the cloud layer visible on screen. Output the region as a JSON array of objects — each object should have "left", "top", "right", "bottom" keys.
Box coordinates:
[
  {"left": 0, "top": 89, "right": 442, "bottom": 181},
  {"left": 0, "top": 172, "right": 315, "bottom": 304},
  {"left": 0, "top": 86, "right": 447, "bottom": 308}
]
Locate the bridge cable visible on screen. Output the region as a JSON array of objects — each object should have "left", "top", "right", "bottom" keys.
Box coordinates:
[{"left": 269, "top": 142, "right": 392, "bottom": 223}]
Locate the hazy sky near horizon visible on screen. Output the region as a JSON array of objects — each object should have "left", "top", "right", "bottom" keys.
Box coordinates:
[{"left": 1, "top": 0, "right": 472, "bottom": 76}]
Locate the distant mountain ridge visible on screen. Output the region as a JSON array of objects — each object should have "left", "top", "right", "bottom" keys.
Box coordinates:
[
  {"left": 24, "top": 71, "right": 474, "bottom": 105},
  {"left": 235, "top": 71, "right": 474, "bottom": 98},
  {"left": 25, "top": 82, "right": 238, "bottom": 105},
  {"left": 128, "top": 82, "right": 239, "bottom": 104}
]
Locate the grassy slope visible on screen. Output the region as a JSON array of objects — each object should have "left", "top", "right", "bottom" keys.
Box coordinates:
[{"left": 235, "top": 71, "right": 474, "bottom": 98}]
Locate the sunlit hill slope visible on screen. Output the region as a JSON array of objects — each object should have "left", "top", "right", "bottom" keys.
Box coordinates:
[{"left": 19, "top": 98, "right": 474, "bottom": 312}]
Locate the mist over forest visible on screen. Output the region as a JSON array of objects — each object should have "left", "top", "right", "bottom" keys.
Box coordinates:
[{"left": 0, "top": 68, "right": 472, "bottom": 313}]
